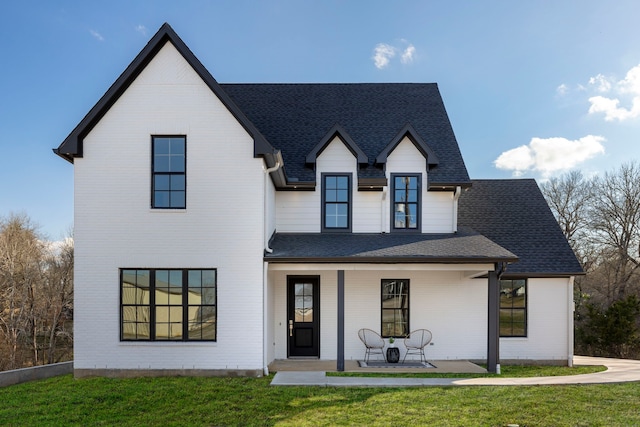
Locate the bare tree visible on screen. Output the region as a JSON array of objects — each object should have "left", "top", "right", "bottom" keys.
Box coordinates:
[
  {"left": 0, "top": 214, "right": 45, "bottom": 370},
  {"left": 41, "top": 236, "right": 74, "bottom": 364},
  {"left": 589, "top": 162, "right": 640, "bottom": 302},
  {"left": 541, "top": 170, "right": 594, "bottom": 268}
]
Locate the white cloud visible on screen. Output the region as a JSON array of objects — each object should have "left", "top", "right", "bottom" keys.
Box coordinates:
[
  {"left": 587, "top": 64, "right": 640, "bottom": 121},
  {"left": 372, "top": 40, "right": 416, "bottom": 69},
  {"left": 556, "top": 83, "right": 569, "bottom": 96},
  {"left": 401, "top": 45, "right": 415, "bottom": 64},
  {"left": 588, "top": 96, "right": 640, "bottom": 121},
  {"left": 618, "top": 64, "right": 640, "bottom": 94},
  {"left": 373, "top": 43, "right": 395, "bottom": 69},
  {"left": 588, "top": 74, "right": 612, "bottom": 93},
  {"left": 89, "top": 29, "right": 104, "bottom": 41},
  {"left": 135, "top": 25, "right": 148, "bottom": 36},
  {"left": 494, "top": 135, "right": 606, "bottom": 177}
]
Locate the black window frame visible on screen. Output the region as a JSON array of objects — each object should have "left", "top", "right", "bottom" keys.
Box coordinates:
[
  {"left": 380, "top": 279, "right": 410, "bottom": 338},
  {"left": 391, "top": 174, "right": 421, "bottom": 232},
  {"left": 321, "top": 173, "right": 352, "bottom": 232},
  {"left": 499, "top": 278, "right": 527, "bottom": 338},
  {"left": 151, "top": 135, "right": 186, "bottom": 209},
  {"left": 120, "top": 268, "right": 217, "bottom": 342}
]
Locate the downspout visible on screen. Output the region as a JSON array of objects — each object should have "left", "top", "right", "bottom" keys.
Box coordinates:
[
  {"left": 263, "top": 156, "right": 281, "bottom": 377},
  {"left": 264, "top": 158, "right": 282, "bottom": 253},
  {"left": 452, "top": 186, "right": 461, "bottom": 232},
  {"left": 568, "top": 276, "right": 575, "bottom": 367},
  {"left": 381, "top": 188, "right": 387, "bottom": 233}
]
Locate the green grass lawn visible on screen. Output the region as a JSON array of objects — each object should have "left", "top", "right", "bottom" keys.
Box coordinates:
[{"left": 1, "top": 370, "right": 639, "bottom": 426}]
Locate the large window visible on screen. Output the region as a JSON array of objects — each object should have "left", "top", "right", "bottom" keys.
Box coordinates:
[
  {"left": 121, "top": 269, "right": 216, "bottom": 341},
  {"left": 392, "top": 174, "right": 420, "bottom": 230},
  {"left": 152, "top": 136, "right": 186, "bottom": 208},
  {"left": 381, "top": 279, "right": 409, "bottom": 337},
  {"left": 500, "top": 279, "right": 527, "bottom": 337},
  {"left": 322, "top": 174, "right": 351, "bottom": 231}
]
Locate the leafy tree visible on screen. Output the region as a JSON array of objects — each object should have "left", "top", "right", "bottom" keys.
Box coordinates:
[{"left": 578, "top": 295, "right": 640, "bottom": 358}]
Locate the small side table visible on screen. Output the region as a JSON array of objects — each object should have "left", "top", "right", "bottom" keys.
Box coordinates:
[{"left": 386, "top": 347, "right": 400, "bottom": 363}]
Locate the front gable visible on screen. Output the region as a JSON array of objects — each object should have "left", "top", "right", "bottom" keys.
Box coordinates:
[{"left": 54, "top": 23, "right": 275, "bottom": 163}]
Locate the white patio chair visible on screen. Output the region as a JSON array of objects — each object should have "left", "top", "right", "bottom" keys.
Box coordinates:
[
  {"left": 357, "top": 328, "right": 386, "bottom": 363},
  {"left": 402, "top": 329, "right": 432, "bottom": 363}
]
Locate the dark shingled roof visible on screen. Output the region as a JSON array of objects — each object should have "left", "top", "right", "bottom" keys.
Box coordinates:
[
  {"left": 221, "top": 83, "right": 471, "bottom": 186},
  {"left": 265, "top": 227, "right": 517, "bottom": 264},
  {"left": 458, "top": 179, "right": 584, "bottom": 276}
]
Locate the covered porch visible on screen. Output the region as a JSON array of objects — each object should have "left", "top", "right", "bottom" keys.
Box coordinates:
[
  {"left": 264, "top": 229, "right": 518, "bottom": 374},
  {"left": 269, "top": 358, "right": 487, "bottom": 374}
]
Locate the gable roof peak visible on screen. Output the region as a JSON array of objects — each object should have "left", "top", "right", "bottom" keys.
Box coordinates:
[
  {"left": 54, "top": 22, "right": 275, "bottom": 163},
  {"left": 305, "top": 124, "right": 368, "bottom": 164},
  {"left": 375, "top": 122, "right": 439, "bottom": 166}
]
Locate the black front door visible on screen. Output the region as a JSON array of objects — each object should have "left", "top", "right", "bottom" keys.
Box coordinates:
[{"left": 287, "top": 276, "right": 320, "bottom": 357}]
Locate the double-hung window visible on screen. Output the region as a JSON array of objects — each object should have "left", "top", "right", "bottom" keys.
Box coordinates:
[
  {"left": 152, "top": 136, "right": 186, "bottom": 208},
  {"left": 392, "top": 174, "right": 420, "bottom": 230},
  {"left": 322, "top": 174, "right": 351, "bottom": 231},
  {"left": 381, "top": 279, "right": 409, "bottom": 337},
  {"left": 121, "top": 268, "right": 216, "bottom": 341},
  {"left": 499, "top": 279, "right": 527, "bottom": 337}
]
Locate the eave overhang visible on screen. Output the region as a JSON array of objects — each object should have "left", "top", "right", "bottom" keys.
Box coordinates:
[{"left": 264, "top": 255, "right": 519, "bottom": 264}]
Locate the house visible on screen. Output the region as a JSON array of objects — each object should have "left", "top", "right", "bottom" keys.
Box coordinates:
[{"left": 54, "top": 23, "right": 583, "bottom": 377}]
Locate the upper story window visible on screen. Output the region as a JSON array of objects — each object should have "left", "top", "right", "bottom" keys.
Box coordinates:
[
  {"left": 152, "top": 136, "right": 186, "bottom": 209},
  {"left": 500, "top": 279, "right": 527, "bottom": 337},
  {"left": 392, "top": 174, "right": 420, "bottom": 231},
  {"left": 322, "top": 174, "right": 351, "bottom": 231}
]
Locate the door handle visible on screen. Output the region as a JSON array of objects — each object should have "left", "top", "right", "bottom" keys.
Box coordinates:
[{"left": 289, "top": 320, "right": 293, "bottom": 337}]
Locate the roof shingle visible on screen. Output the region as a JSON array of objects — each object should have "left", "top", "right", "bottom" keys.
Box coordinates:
[
  {"left": 221, "top": 83, "right": 471, "bottom": 186},
  {"left": 458, "top": 179, "right": 584, "bottom": 276},
  {"left": 265, "top": 227, "right": 517, "bottom": 263}
]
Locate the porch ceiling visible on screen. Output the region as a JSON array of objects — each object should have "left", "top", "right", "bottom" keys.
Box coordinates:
[{"left": 265, "top": 226, "right": 518, "bottom": 264}]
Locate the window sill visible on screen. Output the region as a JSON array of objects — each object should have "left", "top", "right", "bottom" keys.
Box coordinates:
[
  {"left": 119, "top": 341, "right": 216, "bottom": 347},
  {"left": 149, "top": 209, "right": 187, "bottom": 213}
]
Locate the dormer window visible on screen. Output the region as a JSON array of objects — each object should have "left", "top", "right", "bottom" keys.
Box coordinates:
[
  {"left": 322, "top": 173, "right": 351, "bottom": 232},
  {"left": 392, "top": 174, "right": 420, "bottom": 231}
]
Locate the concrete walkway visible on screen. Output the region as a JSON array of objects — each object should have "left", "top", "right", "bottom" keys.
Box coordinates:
[{"left": 270, "top": 356, "right": 640, "bottom": 387}]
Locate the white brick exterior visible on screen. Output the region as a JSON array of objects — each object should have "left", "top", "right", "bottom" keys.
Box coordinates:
[{"left": 74, "top": 43, "right": 265, "bottom": 372}]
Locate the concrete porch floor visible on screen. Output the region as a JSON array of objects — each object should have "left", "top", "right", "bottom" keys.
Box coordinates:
[{"left": 268, "top": 359, "right": 487, "bottom": 374}]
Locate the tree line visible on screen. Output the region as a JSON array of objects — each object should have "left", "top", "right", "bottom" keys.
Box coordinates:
[
  {"left": 0, "top": 214, "right": 73, "bottom": 370},
  {"left": 541, "top": 162, "right": 640, "bottom": 359}
]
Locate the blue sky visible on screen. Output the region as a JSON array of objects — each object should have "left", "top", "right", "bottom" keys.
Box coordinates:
[{"left": 2, "top": 1, "right": 640, "bottom": 239}]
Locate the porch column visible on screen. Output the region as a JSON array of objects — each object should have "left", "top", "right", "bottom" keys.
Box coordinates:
[
  {"left": 337, "top": 270, "right": 345, "bottom": 371},
  {"left": 487, "top": 268, "right": 500, "bottom": 373}
]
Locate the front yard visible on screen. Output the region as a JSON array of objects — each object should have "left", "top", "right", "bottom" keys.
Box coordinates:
[{"left": 1, "top": 370, "right": 639, "bottom": 426}]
